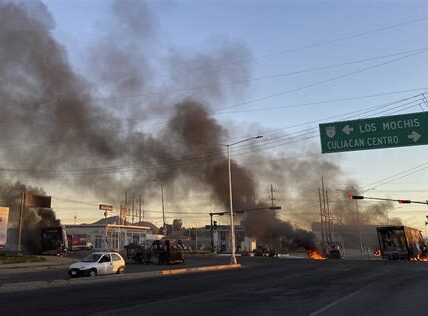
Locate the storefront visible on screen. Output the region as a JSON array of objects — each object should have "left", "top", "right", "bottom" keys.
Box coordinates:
[{"left": 65, "top": 223, "right": 162, "bottom": 251}]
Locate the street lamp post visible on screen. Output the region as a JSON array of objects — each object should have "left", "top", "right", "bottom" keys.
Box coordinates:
[
  {"left": 161, "top": 184, "right": 165, "bottom": 235},
  {"left": 153, "top": 180, "right": 166, "bottom": 236},
  {"left": 226, "top": 136, "right": 263, "bottom": 265}
]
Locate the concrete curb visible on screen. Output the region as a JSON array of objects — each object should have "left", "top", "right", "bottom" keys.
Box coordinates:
[
  {"left": 0, "top": 264, "right": 241, "bottom": 293},
  {"left": 160, "top": 264, "right": 241, "bottom": 275}
]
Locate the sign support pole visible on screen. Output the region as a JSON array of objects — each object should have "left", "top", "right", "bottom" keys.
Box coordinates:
[
  {"left": 17, "top": 192, "right": 25, "bottom": 253},
  {"left": 355, "top": 199, "right": 363, "bottom": 260}
]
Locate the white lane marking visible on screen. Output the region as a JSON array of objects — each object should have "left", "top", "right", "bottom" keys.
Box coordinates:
[{"left": 309, "top": 283, "right": 372, "bottom": 316}]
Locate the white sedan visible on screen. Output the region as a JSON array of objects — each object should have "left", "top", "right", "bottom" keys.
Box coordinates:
[{"left": 68, "top": 252, "right": 126, "bottom": 277}]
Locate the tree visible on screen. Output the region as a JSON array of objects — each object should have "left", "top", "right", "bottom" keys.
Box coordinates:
[{"left": 172, "top": 219, "right": 183, "bottom": 233}]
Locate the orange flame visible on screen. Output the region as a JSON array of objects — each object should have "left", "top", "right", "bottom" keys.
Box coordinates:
[
  {"left": 410, "top": 255, "right": 428, "bottom": 262},
  {"left": 308, "top": 249, "right": 326, "bottom": 260}
]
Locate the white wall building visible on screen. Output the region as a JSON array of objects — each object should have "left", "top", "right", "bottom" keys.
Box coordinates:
[
  {"left": 212, "top": 225, "right": 246, "bottom": 253},
  {"left": 65, "top": 216, "right": 162, "bottom": 251}
]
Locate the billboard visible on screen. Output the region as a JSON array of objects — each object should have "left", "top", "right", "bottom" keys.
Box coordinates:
[
  {"left": 0, "top": 207, "right": 9, "bottom": 247},
  {"left": 24, "top": 193, "right": 51, "bottom": 208},
  {"left": 99, "top": 204, "right": 113, "bottom": 212}
]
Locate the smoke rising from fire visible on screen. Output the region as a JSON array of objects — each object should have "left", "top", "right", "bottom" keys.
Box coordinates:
[
  {"left": 0, "top": 1, "right": 399, "bottom": 252},
  {"left": 0, "top": 0, "right": 253, "bottom": 197},
  {"left": 0, "top": 180, "right": 60, "bottom": 251},
  {"left": 242, "top": 211, "right": 316, "bottom": 251}
]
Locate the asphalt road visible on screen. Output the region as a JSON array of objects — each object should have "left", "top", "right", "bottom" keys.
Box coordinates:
[{"left": 1, "top": 258, "right": 428, "bottom": 315}]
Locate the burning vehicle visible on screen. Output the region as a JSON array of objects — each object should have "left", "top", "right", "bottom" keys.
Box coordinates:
[
  {"left": 125, "top": 239, "right": 185, "bottom": 264},
  {"left": 307, "top": 243, "right": 343, "bottom": 260},
  {"left": 41, "top": 226, "right": 68, "bottom": 256},
  {"left": 324, "top": 243, "right": 343, "bottom": 259},
  {"left": 307, "top": 249, "right": 327, "bottom": 260},
  {"left": 377, "top": 226, "right": 428, "bottom": 261}
]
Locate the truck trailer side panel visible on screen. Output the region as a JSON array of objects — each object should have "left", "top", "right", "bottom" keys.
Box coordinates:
[{"left": 377, "top": 226, "right": 426, "bottom": 260}]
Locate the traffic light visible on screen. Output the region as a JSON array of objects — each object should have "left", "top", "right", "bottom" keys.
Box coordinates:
[
  {"left": 425, "top": 216, "right": 428, "bottom": 226},
  {"left": 347, "top": 195, "right": 364, "bottom": 200},
  {"left": 398, "top": 200, "right": 411, "bottom": 204},
  {"left": 213, "top": 221, "right": 218, "bottom": 229}
]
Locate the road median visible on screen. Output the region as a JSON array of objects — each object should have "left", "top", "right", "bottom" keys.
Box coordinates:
[
  {"left": 0, "top": 257, "right": 76, "bottom": 271},
  {"left": 0, "top": 263, "right": 241, "bottom": 293}
]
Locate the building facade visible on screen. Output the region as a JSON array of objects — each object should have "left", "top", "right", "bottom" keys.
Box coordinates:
[
  {"left": 65, "top": 216, "right": 162, "bottom": 251},
  {"left": 213, "top": 225, "right": 246, "bottom": 253}
]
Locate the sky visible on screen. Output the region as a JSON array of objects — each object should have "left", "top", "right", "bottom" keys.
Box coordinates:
[{"left": 7, "top": 0, "right": 428, "bottom": 230}]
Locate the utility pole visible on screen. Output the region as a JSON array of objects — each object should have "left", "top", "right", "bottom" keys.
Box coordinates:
[
  {"left": 321, "top": 178, "right": 328, "bottom": 243},
  {"left": 318, "top": 188, "right": 325, "bottom": 246},
  {"left": 210, "top": 213, "right": 214, "bottom": 252},
  {"left": 74, "top": 216, "right": 77, "bottom": 225},
  {"left": 195, "top": 226, "right": 198, "bottom": 250},
  {"left": 138, "top": 195, "right": 142, "bottom": 224},
  {"left": 17, "top": 192, "right": 25, "bottom": 253},
  {"left": 161, "top": 185, "right": 166, "bottom": 235},
  {"left": 269, "top": 184, "right": 276, "bottom": 207},
  {"left": 326, "top": 190, "right": 333, "bottom": 242},
  {"left": 227, "top": 144, "right": 237, "bottom": 264},
  {"left": 132, "top": 193, "right": 135, "bottom": 224},
  {"left": 153, "top": 180, "right": 166, "bottom": 235},
  {"left": 124, "top": 192, "right": 128, "bottom": 226}
]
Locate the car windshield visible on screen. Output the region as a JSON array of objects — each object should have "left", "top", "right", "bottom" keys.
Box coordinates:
[{"left": 82, "top": 254, "right": 103, "bottom": 262}]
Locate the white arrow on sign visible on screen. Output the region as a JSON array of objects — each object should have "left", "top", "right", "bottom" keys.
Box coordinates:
[
  {"left": 342, "top": 125, "right": 354, "bottom": 135},
  {"left": 408, "top": 131, "right": 421, "bottom": 143}
]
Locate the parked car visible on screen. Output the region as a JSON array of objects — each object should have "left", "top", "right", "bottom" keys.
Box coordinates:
[{"left": 68, "top": 252, "right": 125, "bottom": 277}]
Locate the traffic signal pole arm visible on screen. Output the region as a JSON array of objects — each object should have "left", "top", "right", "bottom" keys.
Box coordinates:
[
  {"left": 347, "top": 195, "right": 427, "bottom": 205},
  {"left": 209, "top": 206, "right": 281, "bottom": 217}
]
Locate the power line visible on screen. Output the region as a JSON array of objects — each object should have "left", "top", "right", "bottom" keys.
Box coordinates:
[
  {"left": 229, "top": 94, "right": 424, "bottom": 142},
  {"left": 1, "top": 88, "right": 426, "bottom": 151},
  {"left": 361, "top": 162, "right": 428, "bottom": 192},
  {"left": 112, "top": 15, "right": 428, "bottom": 83},
  {"left": 89, "top": 47, "right": 428, "bottom": 102},
  {"left": 0, "top": 94, "right": 423, "bottom": 176},
  {"left": 215, "top": 87, "right": 428, "bottom": 117},
  {"left": 1, "top": 48, "right": 426, "bottom": 144},
  {"left": 216, "top": 49, "right": 428, "bottom": 112}
]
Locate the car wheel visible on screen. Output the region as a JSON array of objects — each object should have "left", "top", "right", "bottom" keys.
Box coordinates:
[
  {"left": 117, "top": 266, "right": 125, "bottom": 274},
  {"left": 89, "top": 269, "right": 97, "bottom": 277}
]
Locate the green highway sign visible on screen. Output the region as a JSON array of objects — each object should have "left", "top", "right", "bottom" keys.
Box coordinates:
[{"left": 319, "top": 111, "right": 428, "bottom": 153}]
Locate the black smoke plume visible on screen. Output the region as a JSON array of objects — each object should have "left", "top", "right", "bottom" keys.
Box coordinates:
[
  {"left": 0, "top": 1, "right": 394, "bottom": 253},
  {"left": 0, "top": 180, "right": 60, "bottom": 252},
  {"left": 242, "top": 210, "right": 316, "bottom": 251}
]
